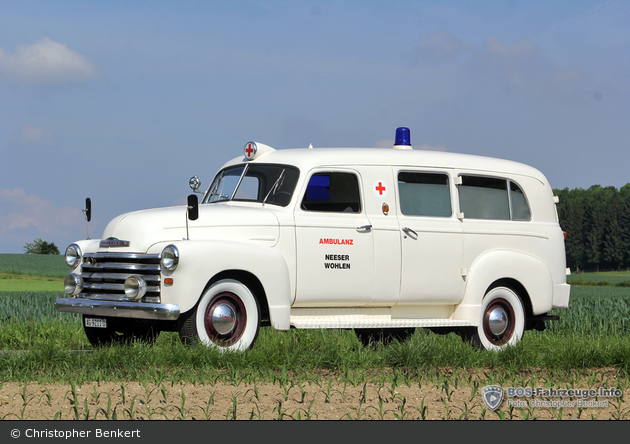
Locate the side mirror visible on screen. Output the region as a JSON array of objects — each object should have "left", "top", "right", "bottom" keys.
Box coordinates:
[
  {"left": 187, "top": 194, "right": 199, "bottom": 221},
  {"left": 84, "top": 198, "right": 92, "bottom": 222},
  {"left": 83, "top": 198, "right": 92, "bottom": 239},
  {"left": 189, "top": 176, "right": 202, "bottom": 193}
]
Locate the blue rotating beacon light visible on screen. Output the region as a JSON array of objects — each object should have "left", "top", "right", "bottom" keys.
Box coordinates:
[{"left": 393, "top": 127, "right": 412, "bottom": 150}]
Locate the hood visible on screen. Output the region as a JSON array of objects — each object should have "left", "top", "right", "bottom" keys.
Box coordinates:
[{"left": 100, "top": 204, "right": 281, "bottom": 253}]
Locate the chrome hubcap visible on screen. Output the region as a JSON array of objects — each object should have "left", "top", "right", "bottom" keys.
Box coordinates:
[
  {"left": 488, "top": 307, "right": 508, "bottom": 336},
  {"left": 212, "top": 303, "right": 236, "bottom": 335}
]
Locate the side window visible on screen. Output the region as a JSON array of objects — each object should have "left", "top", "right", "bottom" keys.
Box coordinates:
[
  {"left": 459, "top": 176, "right": 510, "bottom": 220},
  {"left": 398, "top": 172, "right": 452, "bottom": 217},
  {"left": 458, "top": 175, "right": 532, "bottom": 221},
  {"left": 301, "top": 172, "right": 361, "bottom": 213},
  {"left": 510, "top": 181, "right": 531, "bottom": 221}
]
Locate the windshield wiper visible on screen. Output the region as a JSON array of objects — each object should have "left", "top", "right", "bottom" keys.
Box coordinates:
[
  {"left": 229, "top": 164, "right": 249, "bottom": 201},
  {"left": 263, "top": 169, "right": 286, "bottom": 205}
]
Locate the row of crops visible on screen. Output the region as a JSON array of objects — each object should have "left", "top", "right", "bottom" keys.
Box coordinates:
[
  {"left": 0, "top": 287, "right": 628, "bottom": 378},
  {"left": 1, "top": 287, "right": 629, "bottom": 336}
]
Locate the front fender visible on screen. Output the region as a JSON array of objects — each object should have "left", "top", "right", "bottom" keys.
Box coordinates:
[
  {"left": 156, "top": 240, "right": 292, "bottom": 330},
  {"left": 452, "top": 250, "right": 553, "bottom": 324}
]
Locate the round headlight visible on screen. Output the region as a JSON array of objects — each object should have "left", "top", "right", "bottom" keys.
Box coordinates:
[
  {"left": 161, "top": 245, "right": 179, "bottom": 273},
  {"left": 64, "top": 273, "right": 84, "bottom": 296},
  {"left": 65, "top": 244, "right": 82, "bottom": 269},
  {"left": 124, "top": 276, "right": 147, "bottom": 300}
]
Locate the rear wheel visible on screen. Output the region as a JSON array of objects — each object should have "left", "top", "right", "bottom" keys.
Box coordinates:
[
  {"left": 178, "top": 279, "right": 261, "bottom": 351},
  {"left": 473, "top": 286, "right": 525, "bottom": 351}
]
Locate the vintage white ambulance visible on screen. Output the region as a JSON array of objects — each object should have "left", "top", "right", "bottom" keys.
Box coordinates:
[{"left": 57, "top": 128, "right": 571, "bottom": 351}]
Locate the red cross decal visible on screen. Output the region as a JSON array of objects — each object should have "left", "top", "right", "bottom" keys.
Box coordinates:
[
  {"left": 375, "top": 182, "right": 386, "bottom": 195},
  {"left": 245, "top": 143, "right": 255, "bottom": 158}
]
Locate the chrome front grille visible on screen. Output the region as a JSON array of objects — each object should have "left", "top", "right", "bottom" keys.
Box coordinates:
[{"left": 78, "top": 252, "right": 161, "bottom": 303}]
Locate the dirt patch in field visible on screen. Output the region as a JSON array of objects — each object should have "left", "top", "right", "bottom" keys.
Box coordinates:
[{"left": 1, "top": 369, "right": 628, "bottom": 420}]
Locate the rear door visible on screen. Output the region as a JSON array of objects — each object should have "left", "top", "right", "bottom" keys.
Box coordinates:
[{"left": 396, "top": 169, "right": 465, "bottom": 304}]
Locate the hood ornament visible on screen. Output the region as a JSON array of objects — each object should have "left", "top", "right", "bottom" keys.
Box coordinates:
[{"left": 100, "top": 237, "right": 130, "bottom": 248}]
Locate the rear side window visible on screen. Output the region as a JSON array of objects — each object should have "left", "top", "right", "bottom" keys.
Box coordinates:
[
  {"left": 459, "top": 176, "right": 509, "bottom": 220},
  {"left": 458, "top": 175, "right": 531, "bottom": 221},
  {"left": 301, "top": 172, "right": 361, "bottom": 213},
  {"left": 510, "top": 182, "right": 531, "bottom": 221},
  {"left": 398, "top": 172, "right": 451, "bottom": 217}
]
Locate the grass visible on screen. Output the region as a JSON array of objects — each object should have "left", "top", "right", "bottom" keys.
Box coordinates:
[
  {"left": 0, "top": 258, "right": 629, "bottom": 384},
  {"left": 546, "top": 287, "right": 630, "bottom": 337},
  {"left": 0, "top": 253, "right": 65, "bottom": 292},
  {"left": 0, "top": 286, "right": 630, "bottom": 382},
  {"left": 567, "top": 270, "right": 630, "bottom": 287},
  {"left": 0, "top": 274, "right": 63, "bottom": 292},
  {"left": 1, "top": 269, "right": 629, "bottom": 420}
]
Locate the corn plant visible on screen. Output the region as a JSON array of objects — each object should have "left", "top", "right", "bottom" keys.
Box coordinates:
[
  {"left": 223, "top": 391, "right": 241, "bottom": 420},
  {"left": 393, "top": 397, "right": 409, "bottom": 420},
  {"left": 64, "top": 381, "right": 80, "bottom": 420}
]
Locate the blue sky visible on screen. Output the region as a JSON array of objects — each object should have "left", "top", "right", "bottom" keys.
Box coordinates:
[{"left": 1, "top": 0, "right": 628, "bottom": 253}]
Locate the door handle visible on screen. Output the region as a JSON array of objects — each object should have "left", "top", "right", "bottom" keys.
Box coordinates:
[
  {"left": 357, "top": 224, "right": 373, "bottom": 231},
  {"left": 402, "top": 227, "right": 418, "bottom": 237}
]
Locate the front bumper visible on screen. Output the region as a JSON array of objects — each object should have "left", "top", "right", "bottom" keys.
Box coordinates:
[{"left": 55, "top": 297, "right": 180, "bottom": 321}]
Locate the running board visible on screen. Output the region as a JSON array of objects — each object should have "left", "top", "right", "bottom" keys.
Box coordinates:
[{"left": 290, "top": 307, "right": 473, "bottom": 329}]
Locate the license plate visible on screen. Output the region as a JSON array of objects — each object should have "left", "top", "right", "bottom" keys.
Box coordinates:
[{"left": 85, "top": 317, "right": 107, "bottom": 328}]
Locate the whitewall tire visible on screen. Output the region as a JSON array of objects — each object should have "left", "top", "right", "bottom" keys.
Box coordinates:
[
  {"left": 179, "top": 279, "right": 260, "bottom": 351},
  {"left": 476, "top": 286, "right": 525, "bottom": 351}
]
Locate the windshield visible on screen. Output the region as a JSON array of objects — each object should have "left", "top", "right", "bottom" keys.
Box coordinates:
[{"left": 203, "top": 164, "right": 300, "bottom": 207}]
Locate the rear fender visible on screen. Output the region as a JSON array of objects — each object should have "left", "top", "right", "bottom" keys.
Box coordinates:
[{"left": 452, "top": 250, "right": 553, "bottom": 325}]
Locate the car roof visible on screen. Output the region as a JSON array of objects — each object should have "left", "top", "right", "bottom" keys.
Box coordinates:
[{"left": 221, "top": 146, "right": 549, "bottom": 184}]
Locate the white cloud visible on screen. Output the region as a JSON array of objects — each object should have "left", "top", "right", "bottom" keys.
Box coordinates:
[
  {"left": 0, "top": 188, "right": 83, "bottom": 236},
  {"left": 0, "top": 38, "right": 100, "bottom": 85},
  {"left": 409, "top": 31, "right": 599, "bottom": 104},
  {"left": 484, "top": 37, "right": 539, "bottom": 57},
  {"left": 410, "top": 32, "right": 470, "bottom": 62},
  {"left": 416, "top": 142, "right": 448, "bottom": 152},
  {"left": 466, "top": 36, "right": 591, "bottom": 102},
  {"left": 372, "top": 138, "right": 394, "bottom": 148},
  {"left": 10, "top": 125, "right": 57, "bottom": 146}
]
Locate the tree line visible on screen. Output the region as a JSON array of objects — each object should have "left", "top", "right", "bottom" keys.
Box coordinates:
[
  {"left": 554, "top": 184, "right": 630, "bottom": 272},
  {"left": 23, "top": 238, "right": 60, "bottom": 255}
]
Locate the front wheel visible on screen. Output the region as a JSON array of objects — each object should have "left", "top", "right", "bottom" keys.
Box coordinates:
[
  {"left": 473, "top": 286, "right": 525, "bottom": 351},
  {"left": 178, "top": 279, "right": 261, "bottom": 351}
]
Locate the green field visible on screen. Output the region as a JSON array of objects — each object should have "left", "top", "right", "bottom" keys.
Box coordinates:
[
  {"left": 1, "top": 287, "right": 630, "bottom": 382},
  {"left": 0, "top": 275, "right": 63, "bottom": 292},
  {"left": 567, "top": 270, "right": 630, "bottom": 287},
  {"left": 0, "top": 256, "right": 629, "bottom": 382},
  {"left": 0, "top": 254, "right": 65, "bottom": 292},
  {"left": 1, "top": 256, "right": 630, "bottom": 421},
  {"left": 0, "top": 253, "right": 67, "bottom": 279}
]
